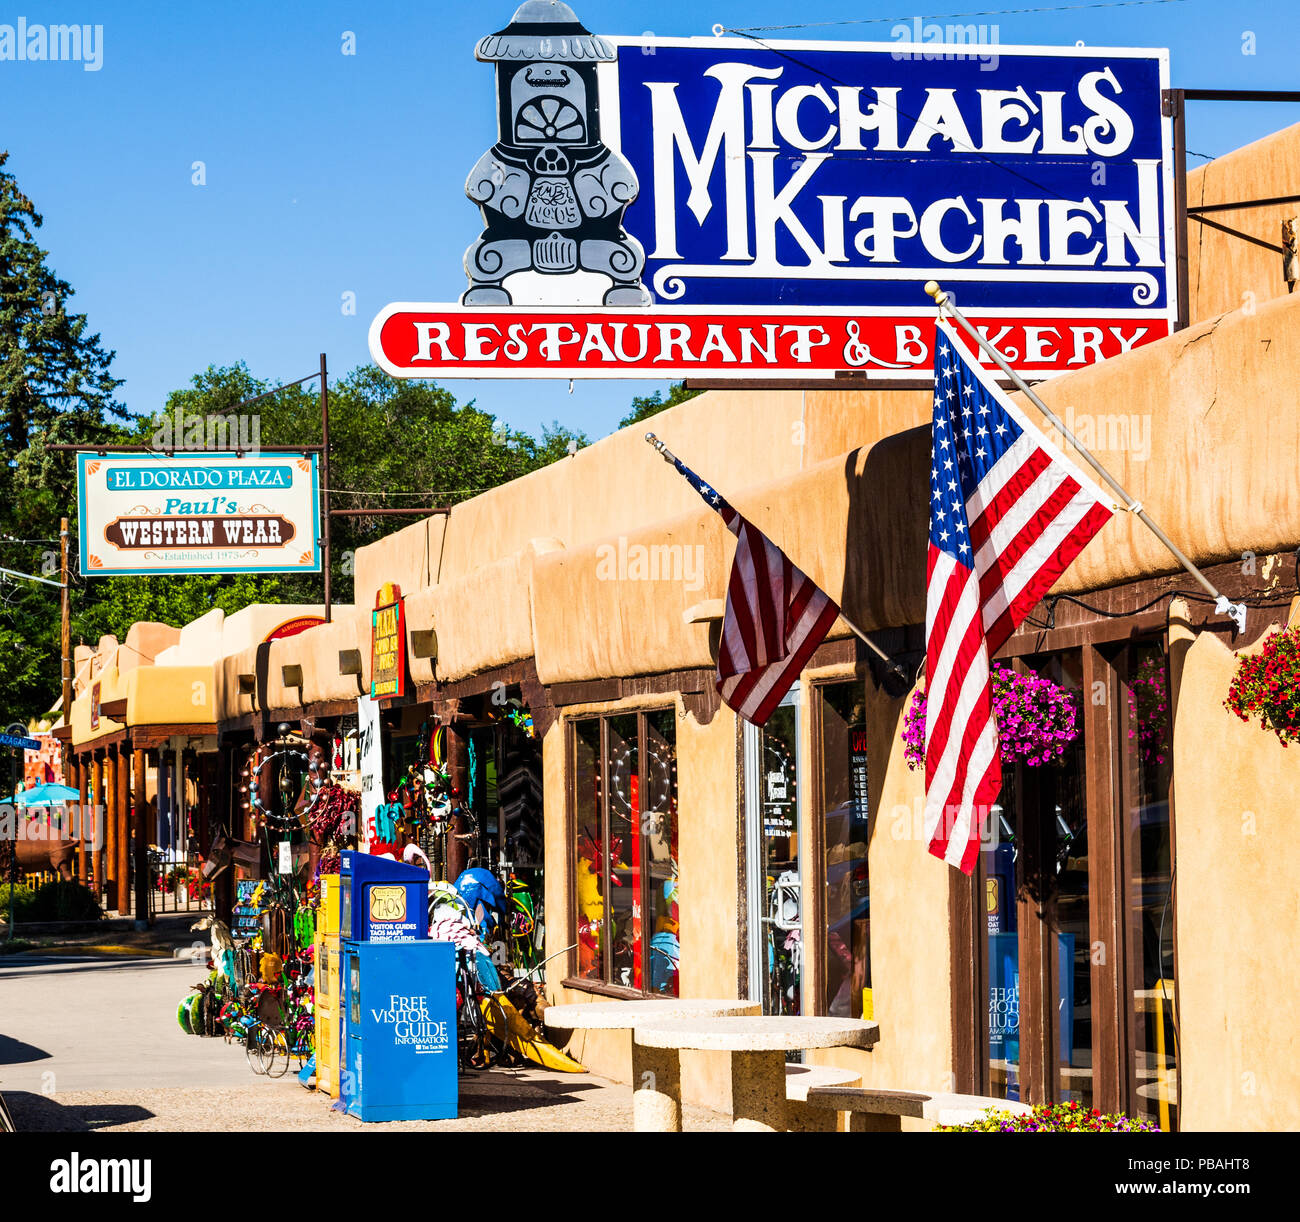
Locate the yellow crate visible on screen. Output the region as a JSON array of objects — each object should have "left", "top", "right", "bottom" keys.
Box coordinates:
[{"left": 318, "top": 873, "right": 341, "bottom": 937}]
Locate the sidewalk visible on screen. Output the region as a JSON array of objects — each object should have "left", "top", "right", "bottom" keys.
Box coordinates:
[
  {"left": 0, "top": 931, "right": 730, "bottom": 1132},
  {"left": 0, "top": 911, "right": 207, "bottom": 958},
  {"left": 5, "top": 1069, "right": 731, "bottom": 1132}
]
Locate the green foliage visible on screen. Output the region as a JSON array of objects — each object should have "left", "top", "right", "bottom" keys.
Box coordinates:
[
  {"left": 0, "top": 154, "right": 598, "bottom": 722},
  {"left": 28, "top": 879, "right": 101, "bottom": 921},
  {"left": 0, "top": 148, "right": 129, "bottom": 717},
  {"left": 0, "top": 883, "right": 36, "bottom": 922},
  {"left": 618, "top": 381, "right": 702, "bottom": 430}
]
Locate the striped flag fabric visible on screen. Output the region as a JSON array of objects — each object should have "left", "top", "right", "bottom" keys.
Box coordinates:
[
  {"left": 673, "top": 456, "right": 840, "bottom": 726},
  {"left": 925, "top": 319, "right": 1114, "bottom": 873}
]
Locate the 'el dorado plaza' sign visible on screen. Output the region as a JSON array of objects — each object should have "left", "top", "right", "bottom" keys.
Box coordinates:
[
  {"left": 369, "top": 2, "right": 1175, "bottom": 383},
  {"left": 77, "top": 452, "right": 321, "bottom": 576}
]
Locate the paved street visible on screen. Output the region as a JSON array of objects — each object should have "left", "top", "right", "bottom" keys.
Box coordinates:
[{"left": 0, "top": 949, "right": 728, "bottom": 1131}]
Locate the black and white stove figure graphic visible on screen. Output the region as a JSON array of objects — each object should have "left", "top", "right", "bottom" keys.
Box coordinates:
[{"left": 463, "top": 1, "right": 649, "bottom": 307}]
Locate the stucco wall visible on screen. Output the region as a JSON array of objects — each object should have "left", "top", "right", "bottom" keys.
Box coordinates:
[
  {"left": 1187, "top": 120, "right": 1300, "bottom": 325},
  {"left": 1169, "top": 601, "right": 1300, "bottom": 1131},
  {"left": 351, "top": 386, "right": 932, "bottom": 601}
]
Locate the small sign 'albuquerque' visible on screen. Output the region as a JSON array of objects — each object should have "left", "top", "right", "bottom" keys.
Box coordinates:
[
  {"left": 77, "top": 452, "right": 321, "bottom": 576},
  {"left": 371, "top": 583, "right": 407, "bottom": 700},
  {"left": 370, "top": 2, "right": 1174, "bottom": 384}
]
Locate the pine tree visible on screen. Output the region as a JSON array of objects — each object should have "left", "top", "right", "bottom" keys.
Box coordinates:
[{"left": 0, "top": 149, "right": 128, "bottom": 719}]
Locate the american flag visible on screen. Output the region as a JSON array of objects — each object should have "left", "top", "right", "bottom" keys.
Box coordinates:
[
  {"left": 925, "top": 320, "right": 1113, "bottom": 873},
  {"left": 673, "top": 456, "right": 840, "bottom": 726}
]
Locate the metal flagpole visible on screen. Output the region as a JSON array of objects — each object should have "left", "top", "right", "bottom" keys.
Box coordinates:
[
  {"left": 643, "top": 432, "right": 911, "bottom": 683},
  {"left": 924, "top": 281, "right": 1247, "bottom": 634}
]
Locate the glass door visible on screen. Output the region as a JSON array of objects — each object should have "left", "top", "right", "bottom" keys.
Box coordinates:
[
  {"left": 745, "top": 687, "right": 803, "bottom": 1015},
  {"left": 979, "top": 652, "right": 1091, "bottom": 1105}
]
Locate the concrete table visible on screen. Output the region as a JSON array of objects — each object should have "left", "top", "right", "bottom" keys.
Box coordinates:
[
  {"left": 543, "top": 998, "right": 759, "bottom": 1131},
  {"left": 635, "top": 1015, "right": 880, "bottom": 1131}
]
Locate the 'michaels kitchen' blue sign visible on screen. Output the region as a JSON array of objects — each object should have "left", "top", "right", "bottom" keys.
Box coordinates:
[
  {"left": 609, "top": 38, "right": 1172, "bottom": 323},
  {"left": 371, "top": 8, "right": 1174, "bottom": 384}
]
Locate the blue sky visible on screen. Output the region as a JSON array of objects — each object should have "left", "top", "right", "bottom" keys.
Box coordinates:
[{"left": 1, "top": 0, "right": 1295, "bottom": 441}]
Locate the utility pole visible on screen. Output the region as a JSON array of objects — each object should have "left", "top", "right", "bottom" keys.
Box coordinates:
[{"left": 320, "top": 352, "right": 332, "bottom": 623}]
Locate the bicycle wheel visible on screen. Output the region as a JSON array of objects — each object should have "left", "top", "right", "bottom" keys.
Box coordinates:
[
  {"left": 245, "top": 1024, "right": 271, "bottom": 1075},
  {"left": 264, "top": 1027, "right": 290, "bottom": 1078}
]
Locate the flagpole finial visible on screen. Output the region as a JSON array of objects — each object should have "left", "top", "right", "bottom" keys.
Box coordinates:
[
  {"left": 924, "top": 280, "right": 949, "bottom": 306},
  {"left": 644, "top": 432, "right": 676, "bottom": 464}
]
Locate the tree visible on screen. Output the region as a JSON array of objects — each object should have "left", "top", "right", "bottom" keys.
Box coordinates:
[
  {"left": 79, "top": 361, "right": 590, "bottom": 639},
  {"left": 0, "top": 151, "right": 594, "bottom": 721},
  {"left": 0, "top": 149, "right": 129, "bottom": 718},
  {"left": 618, "top": 381, "right": 702, "bottom": 430}
]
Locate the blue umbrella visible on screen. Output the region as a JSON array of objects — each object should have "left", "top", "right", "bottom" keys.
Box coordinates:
[{"left": 4, "top": 783, "right": 81, "bottom": 807}]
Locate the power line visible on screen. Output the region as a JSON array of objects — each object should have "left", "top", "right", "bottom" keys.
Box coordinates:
[{"left": 727, "top": 0, "right": 1193, "bottom": 33}]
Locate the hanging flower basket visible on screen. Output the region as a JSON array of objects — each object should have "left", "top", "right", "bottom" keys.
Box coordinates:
[
  {"left": 1224, "top": 625, "right": 1300, "bottom": 747},
  {"left": 903, "top": 666, "right": 1081, "bottom": 771}
]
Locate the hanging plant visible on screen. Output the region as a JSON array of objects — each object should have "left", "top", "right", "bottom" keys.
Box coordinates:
[
  {"left": 1128, "top": 656, "right": 1170, "bottom": 767},
  {"left": 903, "top": 666, "right": 1082, "bottom": 771},
  {"left": 1224, "top": 625, "right": 1300, "bottom": 747}
]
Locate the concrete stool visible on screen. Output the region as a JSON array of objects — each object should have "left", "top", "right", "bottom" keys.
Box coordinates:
[
  {"left": 784, "top": 1064, "right": 861, "bottom": 1131},
  {"left": 806, "top": 1086, "right": 1033, "bottom": 1131}
]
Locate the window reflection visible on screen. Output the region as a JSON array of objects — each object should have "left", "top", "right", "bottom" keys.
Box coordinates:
[
  {"left": 818, "top": 682, "right": 870, "bottom": 1019},
  {"left": 570, "top": 710, "right": 679, "bottom": 995},
  {"left": 645, "top": 709, "right": 679, "bottom": 996},
  {"left": 1128, "top": 644, "right": 1177, "bottom": 1131},
  {"left": 573, "top": 719, "right": 603, "bottom": 982},
  {"left": 758, "top": 703, "right": 800, "bottom": 1016}
]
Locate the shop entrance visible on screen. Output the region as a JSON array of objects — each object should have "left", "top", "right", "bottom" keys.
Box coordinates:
[
  {"left": 744, "top": 686, "right": 803, "bottom": 1016},
  {"left": 969, "top": 641, "right": 1178, "bottom": 1128}
]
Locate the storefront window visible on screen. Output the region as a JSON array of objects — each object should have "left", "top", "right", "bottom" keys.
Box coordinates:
[
  {"left": 817, "top": 682, "right": 870, "bottom": 1018},
  {"left": 757, "top": 703, "right": 800, "bottom": 1015},
  {"left": 570, "top": 710, "right": 679, "bottom": 994},
  {"left": 1127, "top": 643, "right": 1177, "bottom": 1131},
  {"left": 644, "top": 709, "right": 680, "bottom": 996},
  {"left": 572, "top": 720, "right": 603, "bottom": 982},
  {"left": 607, "top": 714, "right": 640, "bottom": 989}
]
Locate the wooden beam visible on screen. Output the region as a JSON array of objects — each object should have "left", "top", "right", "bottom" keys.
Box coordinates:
[
  {"left": 1082, "top": 643, "right": 1129, "bottom": 1113},
  {"left": 77, "top": 753, "right": 90, "bottom": 887},
  {"left": 129, "top": 724, "right": 217, "bottom": 750},
  {"left": 91, "top": 753, "right": 105, "bottom": 900},
  {"left": 948, "top": 867, "right": 983, "bottom": 1094},
  {"left": 132, "top": 748, "right": 149, "bottom": 927},
  {"left": 116, "top": 743, "right": 131, "bottom": 918},
  {"left": 104, "top": 749, "right": 118, "bottom": 910}
]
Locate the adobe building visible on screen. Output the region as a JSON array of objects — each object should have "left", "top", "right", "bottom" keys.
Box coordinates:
[{"left": 70, "top": 117, "right": 1300, "bottom": 1130}]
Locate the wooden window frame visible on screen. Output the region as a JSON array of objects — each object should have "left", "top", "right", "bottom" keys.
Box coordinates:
[
  {"left": 805, "top": 674, "right": 872, "bottom": 1019},
  {"left": 564, "top": 707, "right": 677, "bottom": 998},
  {"left": 954, "top": 628, "right": 1184, "bottom": 1119}
]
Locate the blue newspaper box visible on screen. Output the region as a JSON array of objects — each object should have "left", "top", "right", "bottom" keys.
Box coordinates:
[
  {"left": 339, "top": 850, "right": 429, "bottom": 942},
  {"left": 341, "top": 939, "right": 457, "bottom": 1121}
]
